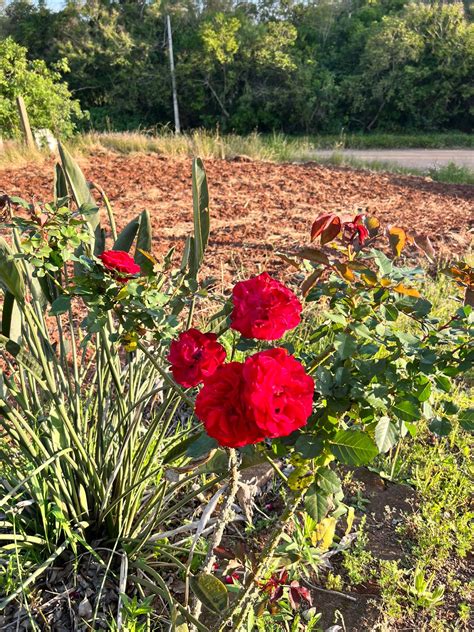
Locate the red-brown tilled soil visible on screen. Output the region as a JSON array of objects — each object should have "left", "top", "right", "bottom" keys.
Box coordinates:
[{"left": 1, "top": 152, "right": 472, "bottom": 281}]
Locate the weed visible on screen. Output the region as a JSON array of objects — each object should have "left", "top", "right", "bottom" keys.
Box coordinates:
[
  {"left": 342, "top": 517, "right": 374, "bottom": 585},
  {"left": 429, "top": 162, "right": 474, "bottom": 185}
]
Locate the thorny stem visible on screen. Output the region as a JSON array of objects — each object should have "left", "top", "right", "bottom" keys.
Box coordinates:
[
  {"left": 214, "top": 487, "right": 307, "bottom": 632},
  {"left": 192, "top": 448, "right": 240, "bottom": 627}
]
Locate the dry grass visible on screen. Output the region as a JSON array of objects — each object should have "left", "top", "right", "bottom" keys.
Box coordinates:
[
  {"left": 75, "top": 129, "right": 316, "bottom": 162},
  {"left": 0, "top": 139, "right": 49, "bottom": 170}
]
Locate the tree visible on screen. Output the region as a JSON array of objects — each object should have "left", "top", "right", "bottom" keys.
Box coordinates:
[{"left": 0, "top": 36, "right": 86, "bottom": 138}]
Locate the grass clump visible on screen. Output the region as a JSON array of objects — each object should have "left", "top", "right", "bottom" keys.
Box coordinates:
[{"left": 428, "top": 162, "right": 474, "bottom": 185}]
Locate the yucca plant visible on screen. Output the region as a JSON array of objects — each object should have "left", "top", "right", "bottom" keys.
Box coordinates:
[{"left": 0, "top": 148, "right": 220, "bottom": 621}]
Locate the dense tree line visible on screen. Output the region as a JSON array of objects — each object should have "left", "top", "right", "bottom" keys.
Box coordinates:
[{"left": 1, "top": 0, "right": 473, "bottom": 135}]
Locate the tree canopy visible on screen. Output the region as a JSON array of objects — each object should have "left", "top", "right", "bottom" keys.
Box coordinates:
[{"left": 1, "top": 0, "right": 472, "bottom": 134}]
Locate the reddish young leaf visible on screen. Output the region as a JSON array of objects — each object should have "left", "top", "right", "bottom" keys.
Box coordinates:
[
  {"left": 289, "top": 581, "right": 312, "bottom": 610},
  {"left": 310, "top": 214, "right": 334, "bottom": 241},
  {"left": 321, "top": 216, "right": 342, "bottom": 245}
]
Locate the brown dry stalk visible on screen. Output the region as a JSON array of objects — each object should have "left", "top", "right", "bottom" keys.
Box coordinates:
[
  {"left": 214, "top": 486, "right": 306, "bottom": 632},
  {"left": 192, "top": 448, "right": 240, "bottom": 625}
]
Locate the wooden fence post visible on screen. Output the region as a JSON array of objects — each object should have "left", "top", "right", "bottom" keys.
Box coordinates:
[{"left": 16, "top": 96, "right": 35, "bottom": 149}]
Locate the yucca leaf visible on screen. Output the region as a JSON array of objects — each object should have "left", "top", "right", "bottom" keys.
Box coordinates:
[
  {"left": 114, "top": 216, "right": 140, "bottom": 252},
  {"left": 53, "top": 162, "right": 68, "bottom": 203},
  {"left": 135, "top": 210, "right": 153, "bottom": 275},
  {"left": 58, "top": 144, "right": 103, "bottom": 257},
  {"left": 181, "top": 236, "right": 193, "bottom": 272},
  {"left": 58, "top": 144, "right": 94, "bottom": 210},
  {"left": 191, "top": 158, "right": 209, "bottom": 277},
  {"left": 0, "top": 238, "right": 25, "bottom": 302},
  {"left": 1, "top": 291, "right": 22, "bottom": 342}
]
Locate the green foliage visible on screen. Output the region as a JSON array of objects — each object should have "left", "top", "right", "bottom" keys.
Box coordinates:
[
  {"left": 0, "top": 152, "right": 215, "bottom": 626},
  {"left": 0, "top": 36, "right": 85, "bottom": 138}
]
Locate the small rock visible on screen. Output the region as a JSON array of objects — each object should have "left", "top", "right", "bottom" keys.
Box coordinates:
[{"left": 78, "top": 596, "right": 93, "bottom": 620}]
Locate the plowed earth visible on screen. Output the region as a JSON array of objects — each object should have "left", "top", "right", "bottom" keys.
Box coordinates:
[{"left": 1, "top": 152, "right": 472, "bottom": 282}]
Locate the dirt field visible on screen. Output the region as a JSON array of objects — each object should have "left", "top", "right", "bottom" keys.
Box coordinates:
[{"left": 1, "top": 152, "right": 472, "bottom": 280}]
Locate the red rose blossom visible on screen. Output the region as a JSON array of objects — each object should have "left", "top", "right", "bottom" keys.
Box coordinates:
[
  {"left": 99, "top": 250, "right": 141, "bottom": 280},
  {"left": 167, "top": 328, "right": 226, "bottom": 388},
  {"left": 195, "top": 362, "right": 266, "bottom": 447},
  {"left": 242, "top": 348, "right": 314, "bottom": 439},
  {"left": 195, "top": 348, "right": 314, "bottom": 448},
  {"left": 230, "top": 272, "right": 302, "bottom": 340}
]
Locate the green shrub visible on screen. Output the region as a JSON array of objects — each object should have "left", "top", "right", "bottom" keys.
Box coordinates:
[{"left": 0, "top": 36, "right": 86, "bottom": 138}]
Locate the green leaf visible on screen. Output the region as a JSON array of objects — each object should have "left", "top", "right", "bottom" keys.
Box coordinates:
[
  {"left": 1, "top": 291, "right": 22, "bottom": 342},
  {"left": 382, "top": 304, "right": 399, "bottom": 322},
  {"left": 304, "top": 484, "right": 330, "bottom": 523},
  {"left": 329, "top": 430, "right": 378, "bottom": 466},
  {"left": 294, "top": 435, "right": 324, "bottom": 459},
  {"left": 190, "top": 574, "right": 228, "bottom": 614},
  {"left": 429, "top": 417, "right": 452, "bottom": 437},
  {"left": 59, "top": 144, "right": 102, "bottom": 258},
  {"left": 371, "top": 249, "right": 392, "bottom": 276},
  {"left": 374, "top": 417, "right": 398, "bottom": 452},
  {"left": 58, "top": 144, "right": 94, "bottom": 210},
  {"left": 186, "top": 432, "right": 218, "bottom": 458},
  {"left": 434, "top": 375, "right": 451, "bottom": 393},
  {"left": 190, "top": 158, "right": 209, "bottom": 277},
  {"left": 458, "top": 409, "right": 474, "bottom": 433},
  {"left": 415, "top": 377, "right": 432, "bottom": 403},
  {"left": 315, "top": 467, "right": 341, "bottom": 494},
  {"left": 113, "top": 216, "right": 140, "bottom": 252},
  {"left": 0, "top": 238, "right": 25, "bottom": 302},
  {"left": 50, "top": 295, "right": 72, "bottom": 316},
  {"left": 334, "top": 333, "right": 357, "bottom": 360},
  {"left": 135, "top": 210, "right": 153, "bottom": 275},
  {"left": 393, "top": 399, "right": 420, "bottom": 422},
  {"left": 53, "top": 162, "right": 68, "bottom": 203}
]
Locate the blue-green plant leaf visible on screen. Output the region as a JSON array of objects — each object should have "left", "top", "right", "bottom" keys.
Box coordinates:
[{"left": 191, "top": 158, "right": 209, "bottom": 276}]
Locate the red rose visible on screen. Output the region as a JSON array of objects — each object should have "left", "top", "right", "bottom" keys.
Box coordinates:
[
  {"left": 195, "top": 348, "right": 314, "bottom": 448},
  {"left": 242, "top": 348, "right": 314, "bottom": 439},
  {"left": 99, "top": 250, "right": 141, "bottom": 280},
  {"left": 230, "top": 272, "right": 302, "bottom": 340},
  {"left": 167, "top": 328, "right": 226, "bottom": 388},
  {"left": 195, "top": 362, "right": 266, "bottom": 447}
]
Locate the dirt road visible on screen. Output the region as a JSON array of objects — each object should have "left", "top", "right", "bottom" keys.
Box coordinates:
[{"left": 314, "top": 149, "right": 474, "bottom": 170}]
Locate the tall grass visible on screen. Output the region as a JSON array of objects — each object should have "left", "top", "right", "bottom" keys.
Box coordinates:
[
  {"left": 76, "top": 129, "right": 316, "bottom": 162},
  {"left": 0, "top": 139, "right": 47, "bottom": 169}
]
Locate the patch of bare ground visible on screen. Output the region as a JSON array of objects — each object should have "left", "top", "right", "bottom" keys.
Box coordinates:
[{"left": 0, "top": 152, "right": 472, "bottom": 284}]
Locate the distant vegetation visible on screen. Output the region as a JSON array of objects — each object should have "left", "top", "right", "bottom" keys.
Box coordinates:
[{"left": 0, "top": 0, "right": 472, "bottom": 136}]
